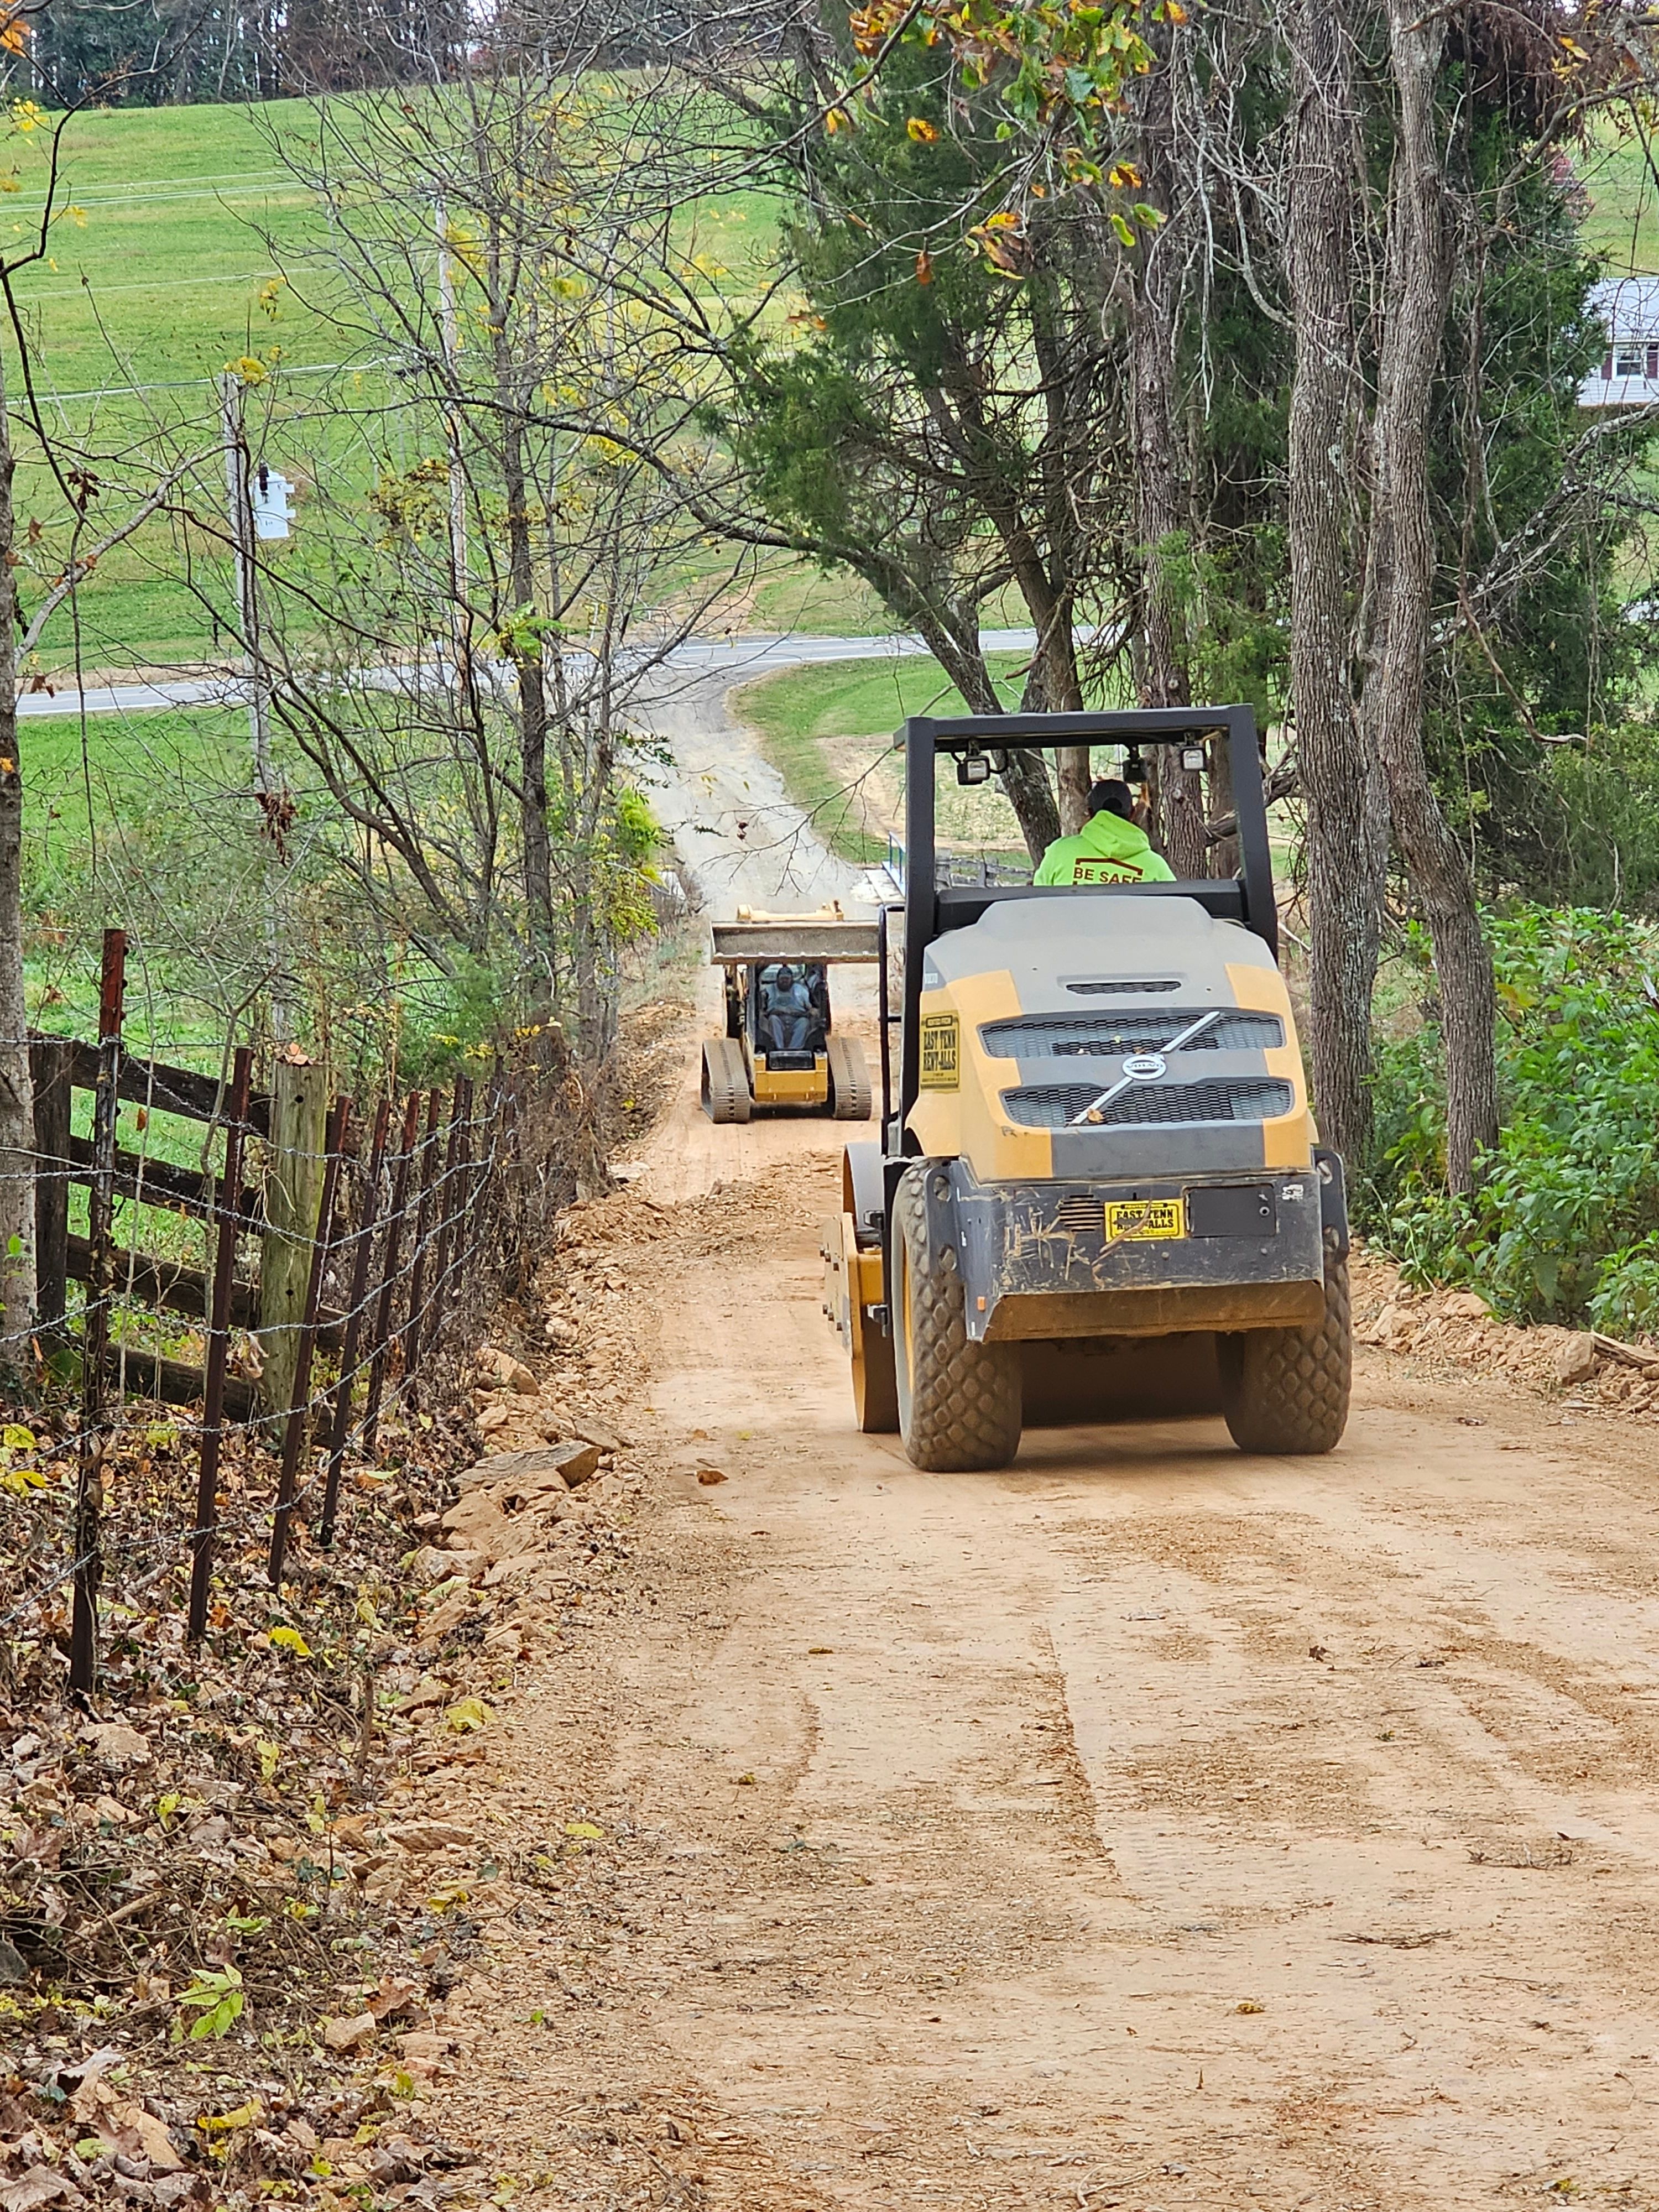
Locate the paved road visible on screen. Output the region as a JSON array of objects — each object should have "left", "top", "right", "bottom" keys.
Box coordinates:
[
  {"left": 25, "top": 628, "right": 1037, "bottom": 928},
  {"left": 13, "top": 629, "right": 1039, "bottom": 721}
]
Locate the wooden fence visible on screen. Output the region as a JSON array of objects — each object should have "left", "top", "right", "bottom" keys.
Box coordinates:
[{"left": 24, "top": 930, "right": 542, "bottom": 1691}]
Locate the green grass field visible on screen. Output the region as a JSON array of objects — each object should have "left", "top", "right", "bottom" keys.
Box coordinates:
[
  {"left": 735, "top": 652, "right": 1031, "bottom": 863},
  {"left": 0, "top": 96, "right": 883, "bottom": 665},
  {"left": 1579, "top": 124, "right": 1659, "bottom": 275},
  {"left": 0, "top": 94, "right": 1653, "bottom": 679}
]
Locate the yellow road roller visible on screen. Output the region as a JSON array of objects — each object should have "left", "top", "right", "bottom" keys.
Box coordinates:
[
  {"left": 821, "top": 706, "right": 1350, "bottom": 1467},
  {"left": 702, "top": 906, "right": 878, "bottom": 1124}
]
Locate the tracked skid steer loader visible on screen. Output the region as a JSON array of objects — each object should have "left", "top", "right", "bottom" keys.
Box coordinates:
[
  {"left": 702, "top": 906, "right": 878, "bottom": 1124},
  {"left": 821, "top": 707, "right": 1351, "bottom": 1469}
]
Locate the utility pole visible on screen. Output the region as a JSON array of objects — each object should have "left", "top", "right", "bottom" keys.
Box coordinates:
[
  {"left": 221, "top": 371, "right": 294, "bottom": 1042},
  {"left": 434, "top": 197, "right": 471, "bottom": 685},
  {"left": 221, "top": 372, "right": 274, "bottom": 801}
]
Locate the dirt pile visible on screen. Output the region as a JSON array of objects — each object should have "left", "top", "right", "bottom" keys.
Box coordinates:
[{"left": 1353, "top": 1244, "right": 1659, "bottom": 1417}]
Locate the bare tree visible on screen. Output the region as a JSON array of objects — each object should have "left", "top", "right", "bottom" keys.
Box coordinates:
[{"left": 234, "top": 40, "right": 758, "bottom": 1078}]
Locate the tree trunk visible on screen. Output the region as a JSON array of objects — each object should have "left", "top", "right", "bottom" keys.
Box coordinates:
[
  {"left": 1361, "top": 0, "right": 1498, "bottom": 1192},
  {"left": 0, "top": 348, "right": 34, "bottom": 1370},
  {"left": 492, "top": 297, "right": 554, "bottom": 959},
  {"left": 1011, "top": 610, "right": 1087, "bottom": 835},
  {"left": 1286, "top": 0, "right": 1386, "bottom": 1171},
  {"left": 1128, "top": 48, "right": 1204, "bottom": 880}
]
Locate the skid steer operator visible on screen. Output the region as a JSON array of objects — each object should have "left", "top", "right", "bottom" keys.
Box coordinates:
[{"left": 1034, "top": 779, "right": 1176, "bottom": 887}]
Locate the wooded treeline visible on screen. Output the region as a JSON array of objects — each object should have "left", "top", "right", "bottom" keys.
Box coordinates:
[
  {"left": 684, "top": 0, "right": 1659, "bottom": 1205},
  {"left": 30, "top": 0, "right": 463, "bottom": 102}
]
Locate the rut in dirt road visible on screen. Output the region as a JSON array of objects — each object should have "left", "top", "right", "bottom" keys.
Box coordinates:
[{"left": 405, "top": 1110, "right": 1659, "bottom": 2212}]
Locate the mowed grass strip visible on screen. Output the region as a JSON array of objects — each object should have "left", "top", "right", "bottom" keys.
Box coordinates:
[{"left": 733, "top": 651, "right": 1029, "bottom": 863}]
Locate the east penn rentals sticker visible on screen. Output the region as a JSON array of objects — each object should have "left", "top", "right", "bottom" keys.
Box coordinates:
[{"left": 920, "top": 1012, "right": 960, "bottom": 1089}]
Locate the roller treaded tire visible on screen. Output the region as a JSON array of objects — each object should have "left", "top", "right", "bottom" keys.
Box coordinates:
[
  {"left": 1218, "top": 1240, "right": 1351, "bottom": 1454},
  {"left": 701, "top": 1039, "right": 751, "bottom": 1125},
  {"left": 893, "top": 1164, "right": 1021, "bottom": 1472},
  {"left": 828, "top": 1035, "right": 873, "bottom": 1121}
]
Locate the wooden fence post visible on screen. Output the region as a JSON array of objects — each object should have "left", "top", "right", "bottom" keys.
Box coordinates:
[
  {"left": 269, "top": 1094, "right": 348, "bottom": 1587},
  {"left": 29, "top": 1036, "right": 72, "bottom": 1352},
  {"left": 70, "top": 927, "right": 126, "bottom": 1695},
  {"left": 361, "top": 1091, "right": 420, "bottom": 1460},
  {"left": 187, "top": 1046, "right": 253, "bottom": 1644},
  {"left": 319, "top": 1096, "right": 390, "bottom": 1550},
  {"left": 430, "top": 1074, "right": 472, "bottom": 1339},
  {"left": 400, "top": 1088, "right": 443, "bottom": 1404},
  {"left": 259, "top": 1054, "right": 329, "bottom": 1434}
]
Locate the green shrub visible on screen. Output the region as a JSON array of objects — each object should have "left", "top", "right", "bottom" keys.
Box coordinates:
[{"left": 1370, "top": 906, "right": 1659, "bottom": 1334}]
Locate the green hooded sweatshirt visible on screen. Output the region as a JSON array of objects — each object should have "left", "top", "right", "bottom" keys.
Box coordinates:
[{"left": 1033, "top": 809, "right": 1176, "bottom": 886}]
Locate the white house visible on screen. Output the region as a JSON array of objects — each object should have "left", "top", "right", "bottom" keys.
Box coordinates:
[{"left": 1579, "top": 275, "right": 1659, "bottom": 407}]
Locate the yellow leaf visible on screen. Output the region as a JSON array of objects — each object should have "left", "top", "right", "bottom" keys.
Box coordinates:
[
  {"left": 200, "top": 2100, "right": 262, "bottom": 2135},
  {"left": 906, "top": 116, "right": 939, "bottom": 142},
  {"left": 3, "top": 1423, "right": 34, "bottom": 1449},
  {"left": 269, "top": 1626, "right": 312, "bottom": 1657},
  {"left": 564, "top": 1820, "right": 604, "bottom": 1840},
  {"left": 1108, "top": 161, "right": 1142, "bottom": 190},
  {"left": 445, "top": 1695, "right": 491, "bottom": 1732},
  {"left": 825, "top": 106, "right": 852, "bottom": 134}
]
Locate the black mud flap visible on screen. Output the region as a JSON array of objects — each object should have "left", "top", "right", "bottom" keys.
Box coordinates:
[{"left": 1314, "top": 1148, "right": 1349, "bottom": 1260}]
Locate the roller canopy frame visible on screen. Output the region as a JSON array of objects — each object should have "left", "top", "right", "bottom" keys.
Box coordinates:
[{"left": 895, "top": 705, "right": 1276, "bottom": 1130}]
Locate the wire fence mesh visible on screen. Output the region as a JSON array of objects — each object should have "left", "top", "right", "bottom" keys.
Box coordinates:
[{"left": 1, "top": 928, "right": 572, "bottom": 1693}]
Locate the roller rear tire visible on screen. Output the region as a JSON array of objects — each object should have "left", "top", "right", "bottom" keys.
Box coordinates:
[
  {"left": 1218, "top": 1240, "right": 1351, "bottom": 1454},
  {"left": 828, "top": 1035, "right": 873, "bottom": 1121},
  {"left": 893, "top": 1164, "right": 1021, "bottom": 1472},
  {"left": 701, "top": 1039, "right": 752, "bottom": 1125}
]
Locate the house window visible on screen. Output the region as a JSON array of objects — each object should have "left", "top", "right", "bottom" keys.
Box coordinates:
[{"left": 1615, "top": 341, "right": 1646, "bottom": 376}]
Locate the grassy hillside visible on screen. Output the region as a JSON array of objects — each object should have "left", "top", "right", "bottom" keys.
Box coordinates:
[
  {"left": 7, "top": 97, "right": 1657, "bottom": 678},
  {"left": 6, "top": 102, "right": 324, "bottom": 388},
  {"left": 734, "top": 652, "right": 1031, "bottom": 864},
  {"left": 0, "top": 98, "right": 875, "bottom": 665},
  {"left": 1579, "top": 127, "right": 1659, "bottom": 275}
]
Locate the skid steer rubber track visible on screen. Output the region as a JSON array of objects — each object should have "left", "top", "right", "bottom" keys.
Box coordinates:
[
  {"left": 893, "top": 1163, "right": 1021, "bottom": 1471},
  {"left": 1218, "top": 1237, "right": 1351, "bottom": 1454},
  {"left": 827, "top": 1035, "right": 873, "bottom": 1121},
  {"left": 701, "top": 1038, "right": 752, "bottom": 1124}
]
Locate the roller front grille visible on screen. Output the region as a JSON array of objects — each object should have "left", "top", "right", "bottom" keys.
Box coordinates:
[
  {"left": 1066, "top": 978, "right": 1180, "bottom": 995},
  {"left": 980, "top": 1010, "right": 1284, "bottom": 1058},
  {"left": 1001, "top": 1078, "right": 1295, "bottom": 1130}
]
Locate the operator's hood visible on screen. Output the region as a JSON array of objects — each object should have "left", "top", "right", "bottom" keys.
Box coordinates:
[
  {"left": 909, "top": 894, "right": 1311, "bottom": 1181},
  {"left": 920, "top": 894, "right": 1274, "bottom": 1005}
]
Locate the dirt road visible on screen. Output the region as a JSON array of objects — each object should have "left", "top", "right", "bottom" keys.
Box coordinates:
[{"left": 411, "top": 1041, "right": 1659, "bottom": 2212}]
